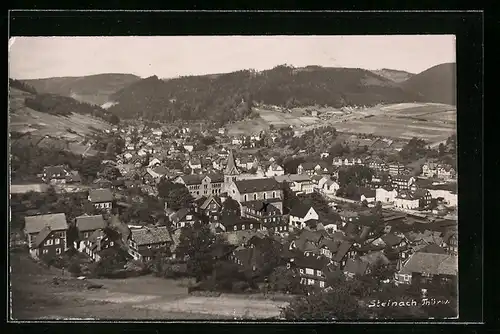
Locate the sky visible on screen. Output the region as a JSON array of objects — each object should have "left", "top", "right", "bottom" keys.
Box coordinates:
[{"left": 9, "top": 35, "right": 456, "bottom": 80}]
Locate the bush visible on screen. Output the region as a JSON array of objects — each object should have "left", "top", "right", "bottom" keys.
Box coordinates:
[
  {"left": 68, "top": 262, "right": 82, "bottom": 276},
  {"left": 232, "top": 281, "right": 251, "bottom": 293}
]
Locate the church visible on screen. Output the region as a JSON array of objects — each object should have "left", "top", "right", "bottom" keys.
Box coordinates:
[{"left": 223, "top": 150, "right": 283, "bottom": 212}]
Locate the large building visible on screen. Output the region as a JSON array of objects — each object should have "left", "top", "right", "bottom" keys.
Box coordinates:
[
  {"left": 226, "top": 178, "right": 283, "bottom": 213},
  {"left": 173, "top": 173, "right": 224, "bottom": 198}
]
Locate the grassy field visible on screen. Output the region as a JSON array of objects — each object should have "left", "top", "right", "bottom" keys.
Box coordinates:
[
  {"left": 10, "top": 251, "right": 287, "bottom": 321},
  {"left": 227, "top": 103, "right": 456, "bottom": 145}
]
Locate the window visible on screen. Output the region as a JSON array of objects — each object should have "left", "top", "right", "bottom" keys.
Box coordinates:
[
  {"left": 299, "top": 268, "right": 304, "bottom": 274},
  {"left": 45, "top": 239, "right": 53, "bottom": 246},
  {"left": 317, "top": 270, "right": 323, "bottom": 276},
  {"left": 305, "top": 268, "right": 314, "bottom": 275},
  {"left": 242, "top": 225, "right": 246, "bottom": 230},
  {"left": 43, "top": 249, "right": 48, "bottom": 254},
  {"left": 263, "top": 193, "right": 267, "bottom": 199},
  {"left": 250, "top": 224, "right": 253, "bottom": 229},
  {"left": 319, "top": 281, "right": 325, "bottom": 288},
  {"left": 110, "top": 241, "right": 114, "bottom": 246},
  {"left": 233, "top": 226, "right": 237, "bottom": 231},
  {"left": 56, "top": 248, "right": 61, "bottom": 255},
  {"left": 55, "top": 239, "right": 60, "bottom": 245},
  {"left": 253, "top": 194, "right": 257, "bottom": 200},
  {"left": 404, "top": 274, "right": 410, "bottom": 281},
  {"left": 214, "top": 216, "right": 218, "bottom": 221},
  {"left": 84, "top": 232, "right": 89, "bottom": 238},
  {"left": 308, "top": 279, "right": 315, "bottom": 285},
  {"left": 148, "top": 245, "right": 152, "bottom": 249},
  {"left": 244, "top": 195, "right": 248, "bottom": 202}
]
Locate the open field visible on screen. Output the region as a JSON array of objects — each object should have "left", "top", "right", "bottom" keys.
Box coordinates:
[
  {"left": 10, "top": 251, "right": 287, "bottom": 320},
  {"left": 227, "top": 103, "right": 456, "bottom": 145}
]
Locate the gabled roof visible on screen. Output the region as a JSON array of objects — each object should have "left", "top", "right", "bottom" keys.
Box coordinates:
[
  {"left": 200, "top": 195, "right": 222, "bottom": 210},
  {"left": 418, "top": 243, "right": 447, "bottom": 254},
  {"left": 206, "top": 173, "right": 224, "bottom": 183},
  {"left": 294, "top": 254, "right": 329, "bottom": 270},
  {"left": 234, "top": 178, "right": 281, "bottom": 194},
  {"left": 290, "top": 204, "right": 315, "bottom": 218},
  {"left": 399, "top": 253, "right": 458, "bottom": 276},
  {"left": 242, "top": 200, "right": 282, "bottom": 214},
  {"left": 75, "top": 215, "right": 107, "bottom": 232},
  {"left": 44, "top": 165, "right": 69, "bottom": 179},
  {"left": 170, "top": 208, "right": 192, "bottom": 223},
  {"left": 33, "top": 225, "right": 54, "bottom": 248},
  {"left": 88, "top": 189, "right": 113, "bottom": 203},
  {"left": 131, "top": 226, "right": 172, "bottom": 246},
  {"left": 381, "top": 233, "right": 404, "bottom": 247},
  {"left": 24, "top": 213, "right": 68, "bottom": 235}
]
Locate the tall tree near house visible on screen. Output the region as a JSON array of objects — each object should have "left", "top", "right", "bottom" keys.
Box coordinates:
[
  {"left": 268, "top": 265, "right": 301, "bottom": 294},
  {"left": 157, "top": 180, "right": 194, "bottom": 210},
  {"left": 176, "top": 222, "right": 217, "bottom": 282},
  {"left": 221, "top": 197, "right": 241, "bottom": 216}
]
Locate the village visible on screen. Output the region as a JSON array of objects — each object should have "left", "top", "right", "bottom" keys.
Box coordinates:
[{"left": 10, "top": 119, "right": 458, "bottom": 316}]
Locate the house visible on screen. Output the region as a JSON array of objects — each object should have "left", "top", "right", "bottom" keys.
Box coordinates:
[
  {"left": 222, "top": 214, "right": 263, "bottom": 233},
  {"left": 376, "top": 186, "right": 398, "bottom": 203},
  {"left": 42, "top": 165, "right": 76, "bottom": 184},
  {"left": 128, "top": 226, "right": 172, "bottom": 262},
  {"left": 229, "top": 244, "right": 267, "bottom": 274},
  {"left": 173, "top": 173, "right": 224, "bottom": 198},
  {"left": 188, "top": 157, "right": 202, "bottom": 170},
  {"left": 395, "top": 252, "right": 458, "bottom": 285},
  {"left": 197, "top": 195, "right": 223, "bottom": 223},
  {"left": 183, "top": 144, "right": 194, "bottom": 152},
  {"left": 317, "top": 176, "right": 340, "bottom": 196},
  {"left": 147, "top": 158, "right": 162, "bottom": 168},
  {"left": 24, "top": 213, "right": 69, "bottom": 259},
  {"left": 344, "top": 251, "right": 390, "bottom": 279},
  {"left": 421, "top": 162, "right": 438, "bottom": 178},
  {"left": 332, "top": 241, "right": 355, "bottom": 268},
  {"left": 436, "top": 165, "right": 456, "bottom": 180},
  {"left": 289, "top": 205, "right": 319, "bottom": 230},
  {"left": 231, "top": 138, "right": 243, "bottom": 146},
  {"left": 441, "top": 229, "right": 458, "bottom": 256},
  {"left": 412, "top": 189, "right": 432, "bottom": 208},
  {"left": 391, "top": 175, "right": 416, "bottom": 191},
  {"left": 427, "top": 189, "right": 458, "bottom": 207},
  {"left": 266, "top": 163, "right": 285, "bottom": 177},
  {"left": 81, "top": 229, "right": 118, "bottom": 262},
  {"left": 317, "top": 238, "right": 341, "bottom": 259},
  {"left": 388, "top": 163, "right": 407, "bottom": 176},
  {"left": 88, "top": 189, "right": 113, "bottom": 212},
  {"left": 394, "top": 191, "right": 420, "bottom": 210},
  {"left": 74, "top": 214, "right": 107, "bottom": 251},
  {"left": 147, "top": 166, "right": 169, "bottom": 181},
  {"left": 291, "top": 254, "right": 329, "bottom": 288},
  {"left": 241, "top": 199, "right": 284, "bottom": 230},
  {"left": 228, "top": 178, "right": 283, "bottom": 212},
  {"left": 359, "top": 187, "right": 376, "bottom": 203},
  {"left": 275, "top": 174, "right": 314, "bottom": 195},
  {"left": 338, "top": 210, "right": 359, "bottom": 227},
  {"left": 170, "top": 208, "right": 199, "bottom": 229}
]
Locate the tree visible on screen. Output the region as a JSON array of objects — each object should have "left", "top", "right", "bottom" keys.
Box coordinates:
[
  {"left": 268, "top": 266, "right": 301, "bottom": 293},
  {"left": 157, "top": 180, "right": 194, "bottom": 210},
  {"left": 177, "top": 222, "right": 217, "bottom": 282},
  {"left": 281, "top": 283, "right": 369, "bottom": 320},
  {"left": 438, "top": 143, "right": 446, "bottom": 157},
  {"left": 221, "top": 197, "right": 241, "bottom": 216}
]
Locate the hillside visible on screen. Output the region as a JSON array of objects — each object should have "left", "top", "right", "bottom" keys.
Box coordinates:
[
  {"left": 9, "top": 87, "right": 111, "bottom": 157},
  {"left": 22, "top": 73, "right": 141, "bottom": 106},
  {"left": 108, "top": 65, "right": 424, "bottom": 124},
  {"left": 401, "top": 63, "right": 456, "bottom": 105},
  {"left": 370, "top": 68, "right": 414, "bottom": 83}
]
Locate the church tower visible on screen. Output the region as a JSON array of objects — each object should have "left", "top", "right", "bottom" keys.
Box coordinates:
[{"left": 223, "top": 149, "right": 240, "bottom": 192}]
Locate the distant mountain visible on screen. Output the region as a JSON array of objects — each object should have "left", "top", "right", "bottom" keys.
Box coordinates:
[
  {"left": 22, "top": 73, "right": 141, "bottom": 106},
  {"left": 108, "top": 65, "right": 424, "bottom": 125},
  {"left": 370, "top": 68, "right": 415, "bottom": 83},
  {"left": 401, "top": 63, "right": 456, "bottom": 105}
]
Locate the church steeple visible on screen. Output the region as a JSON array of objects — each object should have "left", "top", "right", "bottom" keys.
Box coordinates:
[
  {"left": 223, "top": 149, "right": 239, "bottom": 192},
  {"left": 224, "top": 149, "right": 239, "bottom": 176}
]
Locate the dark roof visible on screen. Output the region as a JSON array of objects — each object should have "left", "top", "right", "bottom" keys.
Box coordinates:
[
  {"left": 294, "top": 254, "right": 329, "bottom": 270},
  {"left": 131, "top": 226, "right": 172, "bottom": 246},
  {"left": 44, "top": 165, "right": 69, "bottom": 179},
  {"left": 234, "top": 178, "right": 281, "bottom": 194},
  {"left": 333, "top": 241, "right": 353, "bottom": 262},
  {"left": 289, "top": 204, "right": 314, "bottom": 218},
  {"left": 33, "top": 226, "right": 53, "bottom": 248},
  {"left": 413, "top": 189, "right": 430, "bottom": 198},
  {"left": 242, "top": 200, "right": 282, "bottom": 214},
  {"left": 319, "top": 238, "right": 340, "bottom": 252},
  {"left": 359, "top": 187, "right": 376, "bottom": 198},
  {"left": 381, "top": 233, "right": 404, "bottom": 247},
  {"left": 224, "top": 150, "right": 239, "bottom": 175},
  {"left": 343, "top": 258, "right": 369, "bottom": 276},
  {"left": 24, "top": 213, "right": 68, "bottom": 235},
  {"left": 153, "top": 166, "right": 169, "bottom": 175},
  {"left": 178, "top": 174, "right": 203, "bottom": 185},
  {"left": 88, "top": 189, "right": 113, "bottom": 203},
  {"left": 200, "top": 195, "right": 222, "bottom": 210},
  {"left": 221, "top": 214, "right": 260, "bottom": 228},
  {"left": 206, "top": 173, "right": 224, "bottom": 183},
  {"left": 170, "top": 208, "right": 191, "bottom": 223},
  {"left": 75, "top": 215, "right": 107, "bottom": 232},
  {"left": 418, "top": 243, "right": 447, "bottom": 254}
]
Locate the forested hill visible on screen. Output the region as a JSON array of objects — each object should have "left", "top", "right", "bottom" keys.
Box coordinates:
[
  {"left": 370, "top": 68, "right": 414, "bottom": 83},
  {"left": 23, "top": 73, "right": 141, "bottom": 106},
  {"left": 108, "top": 65, "right": 424, "bottom": 124},
  {"left": 401, "top": 63, "right": 456, "bottom": 105}
]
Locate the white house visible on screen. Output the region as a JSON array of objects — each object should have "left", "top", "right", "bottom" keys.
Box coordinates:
[
  {"left": 147, "top": 158, "right": 162, "bottom": 168},
  {"left": 394, "top": 192, "right": 420, "bottom": 210},
  {"left": 266, "top": 163, "right": 285, "bottom": 177},
  {"left": 427, "top": 189, "right": 458, "bottom": 207},
  {"left": 317, "top": 176, "right": 340, "bottom": 196},
  {"left": 289, "top": 205, "right": 319, "bottom": 230},
  {"left": 376, "top": 187, "right": 398, "bottom": 203},
  {"left": 232, "top": 138, "right": 243, "bottom": 145},
  {"left": 183, "top": 144, "right": 194, "bottom": 153}
]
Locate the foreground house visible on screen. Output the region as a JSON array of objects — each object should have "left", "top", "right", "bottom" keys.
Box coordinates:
[
  {"left": 74, "top": 214, "right": 107, "bottom": 251},
  {"left": 128, "top": 226, "right": 172, "bottom": 262},
  {"left": 88, "top": 189, "right": 113, "bottom": 212},
  {"left": 170, "top": 207, "right": 199, "bottom": 229},
  {"left": 291, "top": 254, "right": 329, "bottom": 288},
  {"left": 289, "top": 205, "right": 319, "bottom": 230},
  {"left": 24, "top": 213, "right": 69, "bottom": 259},
  {"left": 81, "top": 229, "right": 118, "bottom": 262},
  {"left": 395, "top": 252, "right": 458, "bottom": 285}
]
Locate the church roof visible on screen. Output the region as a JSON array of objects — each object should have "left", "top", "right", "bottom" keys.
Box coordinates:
[{"left": 224, "top": 150, "right": 239, "bottom": 175}]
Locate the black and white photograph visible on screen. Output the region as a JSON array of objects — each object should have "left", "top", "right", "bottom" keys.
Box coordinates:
[{"left": 9, "top": 35, "right": 458, "bottom": 321}]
